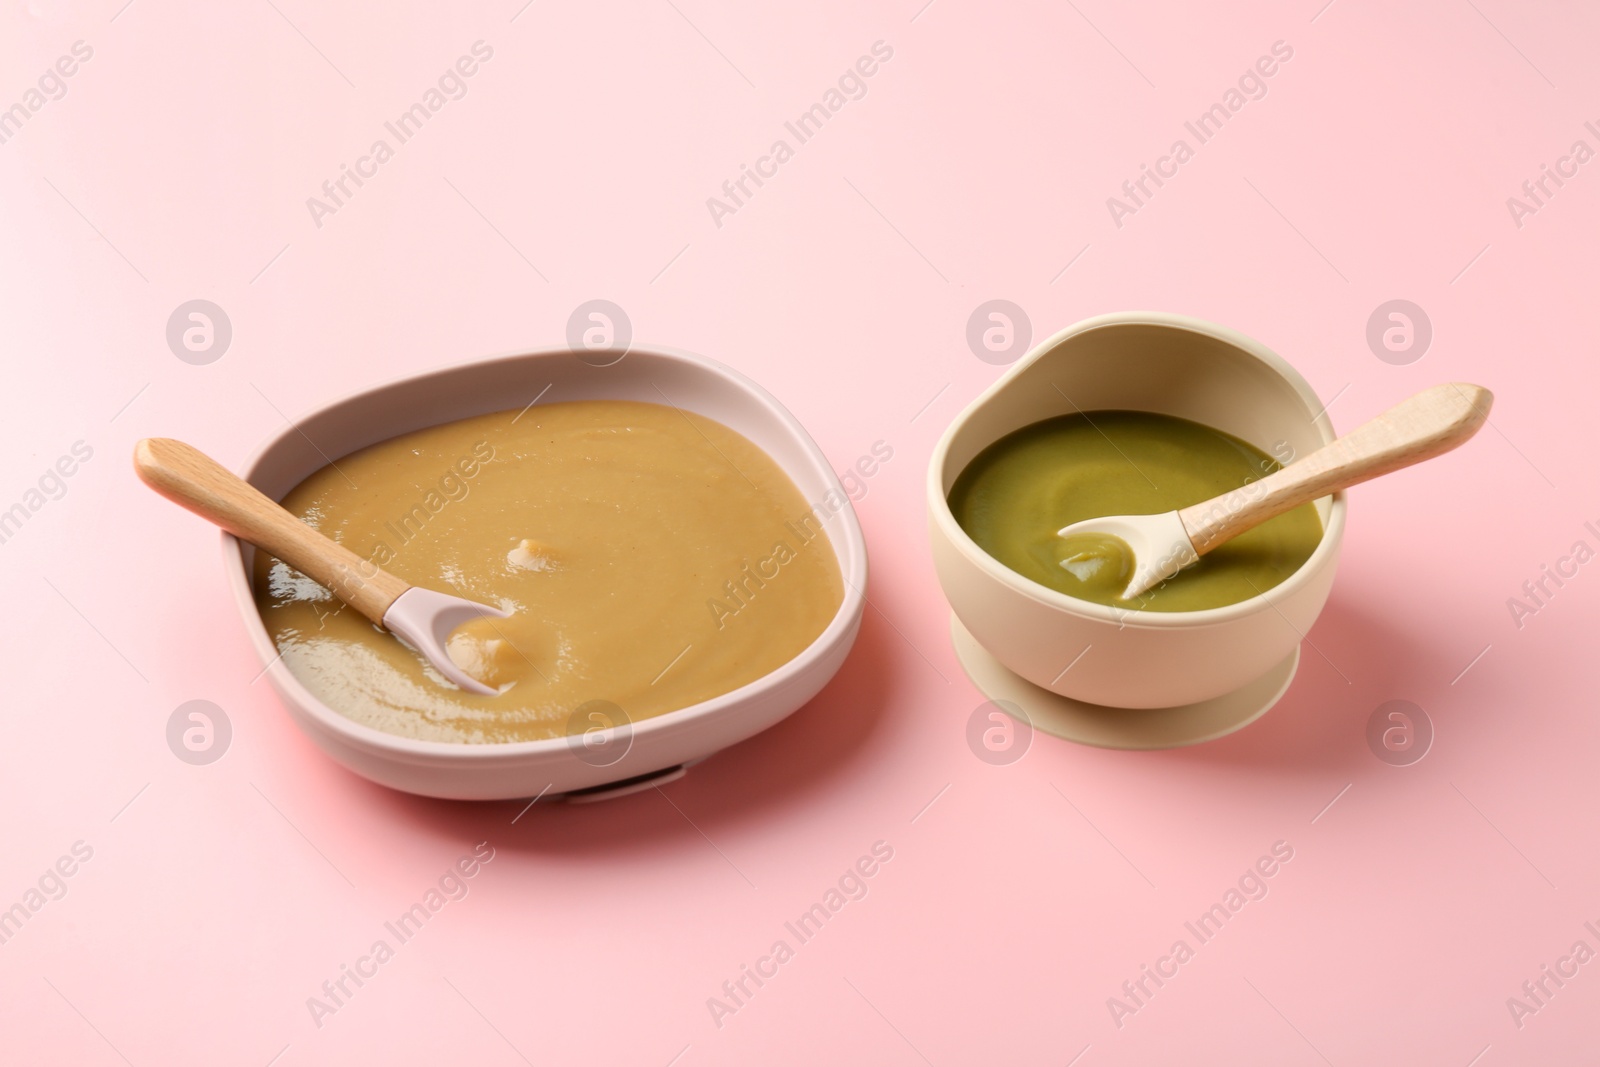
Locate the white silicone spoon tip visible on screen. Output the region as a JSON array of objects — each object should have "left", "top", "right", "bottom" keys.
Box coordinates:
[
  {"left": 381, "top": 586, "right": 510, "bottom": 695},
  {"left": 1057, "top": 511, "right": 1198, "bottom": 601}
]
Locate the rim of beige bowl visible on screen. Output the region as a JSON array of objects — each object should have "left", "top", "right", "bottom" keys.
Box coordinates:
[
  {"left": 222, "top": 343, "right": 869, "bottom": 763},
  {"left": 928, "top": 311, "right": 1348, "bottom": 630}
]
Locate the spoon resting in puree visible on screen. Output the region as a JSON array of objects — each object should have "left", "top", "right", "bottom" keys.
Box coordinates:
[
  {"left": 133, "top": 437, "right": 506, "bottom": 694},
  {"left": 950, "top": 383, "right": 1491, "bottom": 610},
  {"left": 949, "top": 411, "right": 1323, "bottom": 611},
  {"left": 1059, "top": 383, "right": 1492, "bottom": 600}
]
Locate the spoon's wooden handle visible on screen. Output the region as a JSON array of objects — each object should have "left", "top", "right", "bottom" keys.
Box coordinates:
[
  {"left": 133, "top": 437, "right": 408, "bottom": 624},
  {"left": 1179, "top": 383, "right": 1494, "bottom": 556}
]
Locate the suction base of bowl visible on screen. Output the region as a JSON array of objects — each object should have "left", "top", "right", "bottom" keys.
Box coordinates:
[
  {"left": 562, "top": 763, "right": 688, "bottom": 805},
  {"left": 949, "top": 614, "right": 1298, "bottom": 750}
]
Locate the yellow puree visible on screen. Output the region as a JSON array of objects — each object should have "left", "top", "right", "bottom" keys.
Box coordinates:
[{"left": 253, "top": 400, "right": 843, "bottom": 743}]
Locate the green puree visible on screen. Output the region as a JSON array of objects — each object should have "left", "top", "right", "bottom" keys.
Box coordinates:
[{"left": 948, "top": 411, "right": 1323, "bottom": 612}]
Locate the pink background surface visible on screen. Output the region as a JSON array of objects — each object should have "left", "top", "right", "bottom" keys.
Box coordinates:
[{"left": 3, "top": 0, "right": 1598, "bottom": 1063}]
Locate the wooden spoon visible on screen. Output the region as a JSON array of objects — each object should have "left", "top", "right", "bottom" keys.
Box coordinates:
[{"left": 133, "top": 437, "right": 506, "bottom": 694}]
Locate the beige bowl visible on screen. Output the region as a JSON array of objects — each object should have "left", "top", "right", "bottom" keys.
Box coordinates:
[{"left": 928, "top": 312, "right": 1346, "bottom": 709}]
